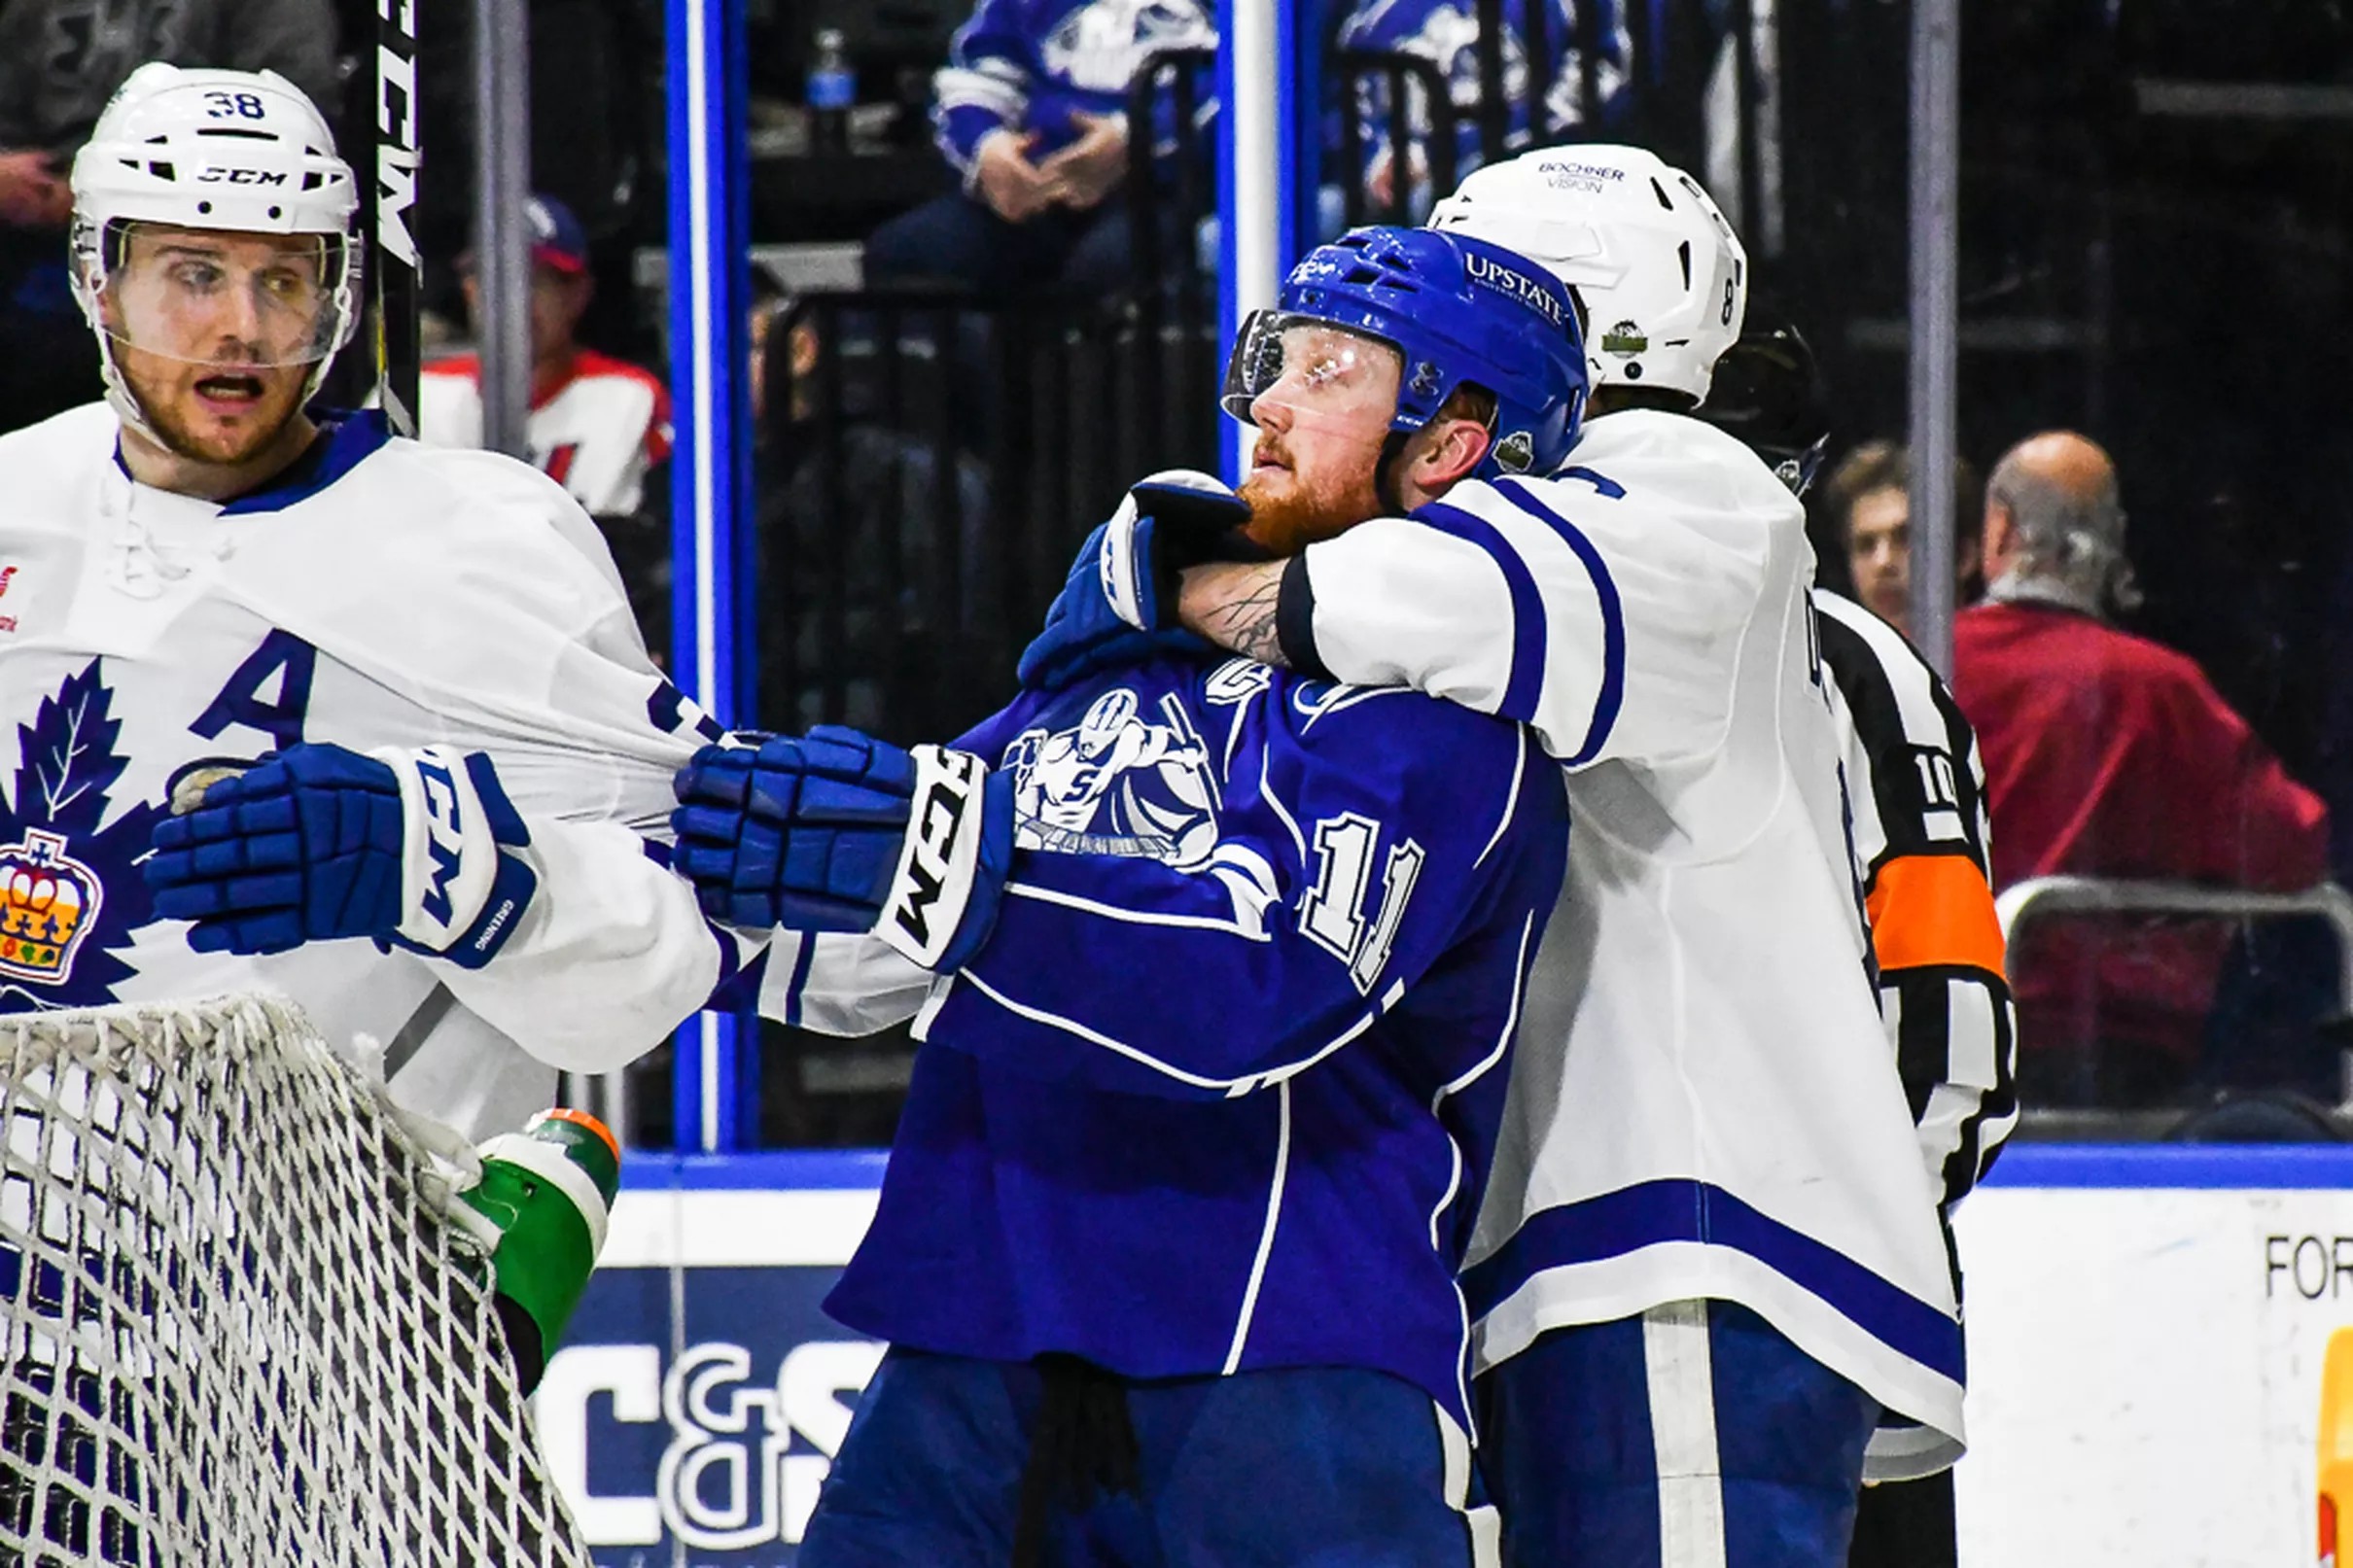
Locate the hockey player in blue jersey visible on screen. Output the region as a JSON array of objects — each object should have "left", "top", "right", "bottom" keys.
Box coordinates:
[
  {"left": 668, "top": 226, "right": 1582, "bottom": 1567},
  {"left": 1022, "top": 149, "right": 1968, "bottom": 1566}
]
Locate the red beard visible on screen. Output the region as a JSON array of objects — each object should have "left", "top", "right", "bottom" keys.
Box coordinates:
[{"left": 1238, "top": 438, "right": 1385, "bottom": 557}]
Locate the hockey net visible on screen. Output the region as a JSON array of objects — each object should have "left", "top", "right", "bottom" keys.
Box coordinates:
[{"left": 0, "top": 994, "right": 592, "bottom": 1567}]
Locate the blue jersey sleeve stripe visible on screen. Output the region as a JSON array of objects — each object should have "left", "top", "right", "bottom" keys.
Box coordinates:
[
  {"left": 703, "top": 941, "right": 768, "bottom": 1012},
  {"left": 1492, "top": 479, "right": 1628, "bottom": 766},
  {"left": 1416, "top": 501, "right": 1548, "bottom": 725},
  {"left": 779, "top": 932, "right": 819, "bottom": 1028},
  {"left": 1459, "top": 1177, "right": 1964, "bottom": 1382}
]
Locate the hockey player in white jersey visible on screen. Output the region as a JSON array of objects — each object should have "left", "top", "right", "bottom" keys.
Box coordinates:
[
  {"left": 0, "top": 64, "right": 745, "bottom": 1139},
  {"left": 1017, "top": 147, "right": 1959, "bottom": 1564}
]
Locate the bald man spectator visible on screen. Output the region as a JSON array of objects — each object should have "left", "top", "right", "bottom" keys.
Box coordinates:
[
  {"left": 1818, "top": 439, "right": 1984, "bottom": 639},
  {"left": 1951, "top": 431, "right": 2330, "bottom": 1106}
]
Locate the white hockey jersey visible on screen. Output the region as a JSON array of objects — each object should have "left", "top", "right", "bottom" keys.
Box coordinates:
[
  {"left": 0, "top": 404, "right": 739, "bottom": 1139},
  {"left": 1283, "top": 410, "right": 1965, "bottom": 1461}
]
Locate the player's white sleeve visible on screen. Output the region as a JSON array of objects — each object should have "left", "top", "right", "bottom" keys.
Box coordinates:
[
  {"left": 293, "top": 444, "right": 761, "bottom": 1074},
  {"left": 758, "top": 930, "right": 939, "bottom": 1036},
  {"left": 1292, "top": 462, "right": 1773, "bottom": 769},
  {"left": 438, "top": 821, "right": 757, "bottom": 1072}
]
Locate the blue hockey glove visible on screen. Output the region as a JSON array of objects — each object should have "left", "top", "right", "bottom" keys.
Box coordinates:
[
  {"left": 145, "top": 743, "right": 538, "bottom": 969},
  {"left": 670, "top": 725, "right": 1014, "bottom": 972},
  {"left": 1017, "top": 469, "right": 1252, "bottom": 692}
]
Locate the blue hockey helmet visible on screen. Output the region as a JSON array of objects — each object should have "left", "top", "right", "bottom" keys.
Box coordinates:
[{"left": 1221, "top": 226, "right": 1589, "bottom": 480}]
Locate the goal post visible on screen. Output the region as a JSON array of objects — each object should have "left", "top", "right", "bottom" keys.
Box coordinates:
[{"left": 0, "top": 994, "right": 591, "bottom": 1567}]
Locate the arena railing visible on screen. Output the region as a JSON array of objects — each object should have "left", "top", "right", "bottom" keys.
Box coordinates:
[{"left": 1996, "top": 874, "right": 2353, "bottom": 1137}]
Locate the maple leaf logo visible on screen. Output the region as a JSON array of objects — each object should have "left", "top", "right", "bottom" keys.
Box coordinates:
[{"left": 0, "top": 661, "right": 163, "bottom": 1009}]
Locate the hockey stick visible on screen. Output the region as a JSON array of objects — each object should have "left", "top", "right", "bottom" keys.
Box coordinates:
[{"left": 372, "top": 0, "right": 424, "bottom": 436}]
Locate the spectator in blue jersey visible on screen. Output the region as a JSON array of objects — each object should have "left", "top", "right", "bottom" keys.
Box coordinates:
[
  {"left": 668, "top": 226, "right": 1585, "bottom": 1566},
  {"left": 864, "top": 0, "right": 1216, "bottom": 299},
  {"left": 1334, "top": 0, "right": 1628, "bottom": 222}
]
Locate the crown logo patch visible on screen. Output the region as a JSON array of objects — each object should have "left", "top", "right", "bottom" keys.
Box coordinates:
[{"left": 0, "top": 829, "right": 100, "bottom": 984}]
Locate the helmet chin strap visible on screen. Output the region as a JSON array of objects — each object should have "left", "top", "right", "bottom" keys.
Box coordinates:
[{"left": 93, "top": 331, "right": 167, "bottom": 450}]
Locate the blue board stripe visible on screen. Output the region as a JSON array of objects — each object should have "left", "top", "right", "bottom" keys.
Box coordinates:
[
  {"left": 1983, "top": 1142, "right": 2353, "bottom": 1189},
  {"left": 618, "top": 1149, "right": 891, "bottom": 1191}
]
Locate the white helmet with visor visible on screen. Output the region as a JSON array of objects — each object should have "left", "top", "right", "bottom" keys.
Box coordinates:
[
  {"left": 1428, "top": 144, "right": 1746, "bottom": 404},
  {"left": 69, "top": 64, "right": 363, "bottom": 435}
]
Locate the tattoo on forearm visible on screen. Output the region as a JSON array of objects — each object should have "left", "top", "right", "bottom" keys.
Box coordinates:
[{"left": 1187, "top": 565, "right": 1289, "bottom": 667}]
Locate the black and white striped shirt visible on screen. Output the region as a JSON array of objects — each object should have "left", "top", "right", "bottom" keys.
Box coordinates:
[{"left": 1815, "top": 590, "right": 2019, "bottom": 1212}]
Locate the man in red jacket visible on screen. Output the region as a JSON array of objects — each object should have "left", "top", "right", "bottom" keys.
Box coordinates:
[{"left": 1951, "top": 431, "right": 2329, "bottom": 1105}]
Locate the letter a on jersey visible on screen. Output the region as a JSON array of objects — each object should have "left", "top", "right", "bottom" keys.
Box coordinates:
[{"left": 191, "top": 629, "right": 318, "bottom": 749}]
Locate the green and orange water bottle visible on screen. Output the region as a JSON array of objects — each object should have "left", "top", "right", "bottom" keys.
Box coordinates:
[{"left": 459, "top": 1107, "right": 620, "bottom": 1394}]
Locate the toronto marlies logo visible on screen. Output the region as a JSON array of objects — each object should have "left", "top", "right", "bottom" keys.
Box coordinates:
[
  {"left": 1001, "top": 687, "right": 1221, "bottom": 868},
  {"left": 0, "top": 661, "right": 162, "bottom": 1007}
]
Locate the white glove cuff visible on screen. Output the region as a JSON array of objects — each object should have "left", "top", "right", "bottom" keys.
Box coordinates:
[
  {"left": 372, "top": 744, "right": 501, "bottom": 954},
  {"left": 876, "top": 746, "right": 994, "bottom": 970}
]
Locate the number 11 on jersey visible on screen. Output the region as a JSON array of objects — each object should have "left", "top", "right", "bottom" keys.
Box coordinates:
[{"left": 1300, "top": 813, "right": 1425, "bottom": 993}]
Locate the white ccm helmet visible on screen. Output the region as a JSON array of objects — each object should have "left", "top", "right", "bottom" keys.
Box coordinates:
[
  {"left": 1429, "top": 144, "right": 1745, "bottom": 404},
  {"left": 69, "top": 64, "right": 363, "bottom": 435}
]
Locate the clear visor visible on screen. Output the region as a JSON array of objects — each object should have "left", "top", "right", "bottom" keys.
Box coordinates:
[
  {"left": 1220, "top": 311, "right": 1404, "bottom": 444},
  {"left": 88, "top": 221, "right": 353, "bottom": 370}
]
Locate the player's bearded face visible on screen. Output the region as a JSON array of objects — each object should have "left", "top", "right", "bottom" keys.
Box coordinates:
[
  {"left": 101, "top": 226, "right": 332, "bottom": 466},
  {"left": 1233, "top": 324, "right": 1399, "bottom": 555}
]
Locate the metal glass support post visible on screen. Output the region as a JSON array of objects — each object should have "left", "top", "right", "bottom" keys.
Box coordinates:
[
  {"left": 474, "top": 0, "right": 532, "bottom": 457},
  {"left": 1905, "top": 0, "right": 1960, "bottom": 676},
  {"left": 667, "top": 0, "right": 755, "bottom": 1151}
]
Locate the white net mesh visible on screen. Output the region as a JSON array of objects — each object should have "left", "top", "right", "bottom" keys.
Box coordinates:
[{"left": 0, "top": 994, "right": 592, "bottom": 1567}]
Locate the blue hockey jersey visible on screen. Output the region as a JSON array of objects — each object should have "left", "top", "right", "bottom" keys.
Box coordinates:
[
  {"left": 769, "top": 655, "right": 1566, "bottom": 1429},
  {"left": 932, "top": 0, "right": 1218, "bottom": 176}
]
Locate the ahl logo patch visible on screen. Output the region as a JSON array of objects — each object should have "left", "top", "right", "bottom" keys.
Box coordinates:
[
  {"left": 0, "top": 661, "right": 163, "bottom": 1007},
  {"left": 1601, "top": 320, "right": 1648, "bottom": 356}
]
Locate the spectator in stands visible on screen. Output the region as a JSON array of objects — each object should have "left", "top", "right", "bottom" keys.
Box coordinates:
[
  {"left": 1818, "top": 438, "right": 1984, "bottom": 639},
  {"left": 752, "top": 278, "right": 999, "bottom": 746},
  {"left": 1334, "top": 0, "right": 1629, "bottom": 222},
  {"left": 0, "top": 0, "right": 337, "bottom": 436},
  {"left": 421, "top": 194, "right": 673, "bottom": 522},
  {"left": 1952, "top": 430, "right": 2331, "bottom": 1107},
  {"left": 864, "top": 0, "right": 1215, "bottom": 299}
]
